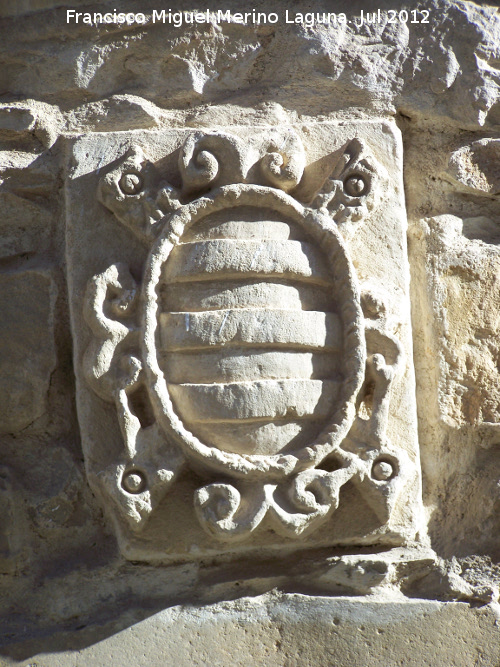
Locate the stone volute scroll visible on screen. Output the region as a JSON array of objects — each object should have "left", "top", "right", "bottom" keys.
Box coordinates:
[{"left": 65, "top": 121, "right": 421, "bottom": 561}]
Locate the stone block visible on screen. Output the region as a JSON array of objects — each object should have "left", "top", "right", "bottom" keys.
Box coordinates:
[
  {"left": 0, "top": 270, "right": 56, "bottom": 433},
  {"left": 9, "top": 595, "right": 500, "bottom": 667},
  {"left": 0, "top": 193, "right": 51, "bottom": 259},
  {"left": 0, "top": 105, "right": 35, "bottom": 135},
  {"left": 65, "top": 121, "right": 422, "bottom": 562}
]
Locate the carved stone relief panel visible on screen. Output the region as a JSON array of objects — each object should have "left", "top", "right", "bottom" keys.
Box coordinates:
[{"left": 65, "top": 121, "right": 421, "bottom": 561}]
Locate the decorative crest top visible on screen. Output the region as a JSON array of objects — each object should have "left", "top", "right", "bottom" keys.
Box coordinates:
[{"left": 97, "top": 128, "right": 381, "bottom": 244}]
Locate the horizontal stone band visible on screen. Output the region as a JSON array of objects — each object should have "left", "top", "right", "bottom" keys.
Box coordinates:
[
  {"left": 161, "top": 280, "right": 335, "bottom": 312},
  {"left": 190, "top": 420, "right": 323, "bottom": 456},
  {"left": 168, "top": 379, "right": 340, "bottom": 422},
  {"left": 159, "top": 309, "right": 342, "bottom": 351},
  {"left": 162, "top": 240, "right": 331, "bottom": 285},
  {"left": 184, "top": 217, "right": 308, "bottom": 242},
  {"left": 162, "top": 349, "right": 339, "bottom": 383}
]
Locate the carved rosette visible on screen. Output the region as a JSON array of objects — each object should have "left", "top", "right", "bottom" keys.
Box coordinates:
[{"left": 84, "top": 128, "right": 407, "bottom": 544}]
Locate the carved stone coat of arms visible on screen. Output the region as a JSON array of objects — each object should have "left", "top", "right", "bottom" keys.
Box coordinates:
[{"left": 65, "top": 121, "right": 421, "bottom": 561}]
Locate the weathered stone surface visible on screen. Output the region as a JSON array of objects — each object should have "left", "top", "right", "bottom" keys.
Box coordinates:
[
  {"left": 0, "top": 106, "right": 35, "bottom": 135},
  {"left": 6, "top": 594, "right": 500, "bottom": 667},
  {"left": 65, "top": 119, "right": 421, "bottom": 560},
  {"left": 0, "top": 101, "right": 62, "bottom": 148},
  {"left": 0, "top": 193, "right": 52, "bottom": 259},
  {"left": 0, "top": 270, "right": 56, "bottom": 433},
  {"left": 403, "top": 118, "right": 500, "bottom": 561},
  {"left": 416, "top": 214, "right": 500, "bottom": 426},
  {"left": 1, "top": 1, "right": 499, "bottom": 129},
  {"left": 444, "top": 139, "right": 500, "bottom": 197},
  {"left": 1, "top": 0, "right": 500, "bottom": 663},
  {"left": 0, "top": 467, "right": 26, "bottom": 575}
]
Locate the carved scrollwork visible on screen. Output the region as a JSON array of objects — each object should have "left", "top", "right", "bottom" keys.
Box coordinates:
[
  {"left": 266, "top": 462, "right": 358, "bottom": 538},
  {"left": 364, "top": 325, "right": 404, "bottom": 447},
  {"left": 83, "top": 126, "right": 415, "bottom": 551},
  {"left": 84, "top": 262, "right": 183, "bottom": 531},
  {"left": 194, "top": 482, "right": 268, "bottom": 541},
  {"left": 313, "top": 138, "right": 385, "bottom": 226},
  {"left": 179, "top": 131, "right": 247, "bottom": 196},
  {"left": 259, "top": 128, "right": 306, "bottom": 192},
  {"left": 179, "top": 128, "right": 306, "bottom": 196},
  {"left": 339, "top": 283, "right": 405, "bottom": 453},
  {"left": 194, "top": 455, "right": 360, "bottom": 541},
  {"left": 83, "top": 263, "right": 139, "bottom": 402},
  {"left": 97, "top": 429, "right": 184, "bottom": 531},
  {"left": 98, "top": 145, "right": 181, "bottom": 243},
  {"left": 335, "top": 283, "right": 412, "bottom": 527}
]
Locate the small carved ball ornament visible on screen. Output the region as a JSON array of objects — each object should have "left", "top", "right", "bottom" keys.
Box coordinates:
[
  {"left": 119, "top": 172, "right": 143, "bottom": 195},
  {"left": 344, "top": 174, "right": 367, "bottom": 197},
  {"left": 372, "top": 459, "right": 395, "bottom": 481},
  {"left": 122, "top": 469, "right": 146, "bottom": 494}
]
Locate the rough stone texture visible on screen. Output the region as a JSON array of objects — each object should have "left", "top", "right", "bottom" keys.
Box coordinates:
[
  {"left": 1, "top": 0, "right": 500, "bottom": 664},
  {"left": 5, "top": 594, "right": 500, "bottom": 667},
  {"left": 0, "top": 270, "right": 56, "bottom": 433}
]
